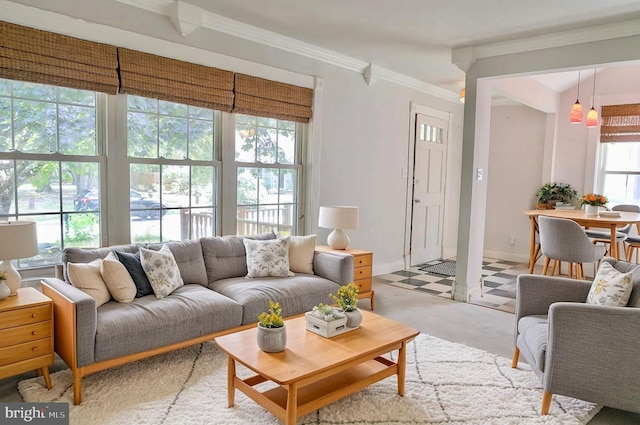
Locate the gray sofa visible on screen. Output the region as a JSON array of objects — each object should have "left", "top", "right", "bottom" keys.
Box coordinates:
[
  {"left": 511, "top": 258, "right": 640, "bottom": 414},
  {"left": 40, "top": 234, "right": 354, "bottom": 405}
]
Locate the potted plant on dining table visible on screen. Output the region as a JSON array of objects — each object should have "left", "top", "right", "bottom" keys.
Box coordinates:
[{"left": 579, "top": 193, "right": 608, "bottom": 215}]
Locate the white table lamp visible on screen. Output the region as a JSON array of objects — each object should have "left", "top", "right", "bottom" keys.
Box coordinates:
[
  {"left": 318, "top": 206, "right": 359, "bottom": 250},
  {"left": 0, "top": 221, "right": 38, "bottom": 296}
]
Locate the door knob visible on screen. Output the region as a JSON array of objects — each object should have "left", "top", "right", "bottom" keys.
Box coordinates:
[{"left": 414, "top": 199, "right": 421, "bottom": 204}]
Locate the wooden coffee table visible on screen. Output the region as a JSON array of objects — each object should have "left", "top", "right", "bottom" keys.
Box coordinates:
[{"left": 215, "top": 310, "right": 419, "bottom": 425}]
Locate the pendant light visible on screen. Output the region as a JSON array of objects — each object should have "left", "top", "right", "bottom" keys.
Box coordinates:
[
  {"left": 586, "top": 69, "right": 598, "bottom": 127},
  {"left": 570, "top": 70, "right": 583, "bottom": 123},
  {"left": 459, "top": 88, "right": 465, "bottom": 104}
]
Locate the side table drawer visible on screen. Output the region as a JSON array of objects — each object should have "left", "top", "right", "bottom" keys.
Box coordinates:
[
  {"left": 0, "top": 321, "right": 52, "bottom": 348},
  {"left": 354, "top": 266, "right": 372, "bottom": 280},
  {"left": 354, "top": 254, "right": 372, "bottom": 268},
  {"left": 0, "top": 304, "right": 51, "bottom": 329},
  {"left": 0, "top": 337, "right": 52, "bottom": 366},
  {"left": 355, "top": 277, "right": 372, "bottom": 294}
]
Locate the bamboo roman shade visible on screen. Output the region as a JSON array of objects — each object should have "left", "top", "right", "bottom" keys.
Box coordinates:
[
  {"left": 0, "top": 21, "right": 119, "bottom": 94},
  {"left": 118, "top": 48, "right": 235, "bottom": 112},
  {"left": 600, "top": 104, "right": 640, "bottom": 143},
  {"left": 233, "top": 74, "right": 313, "bottom": 123}
]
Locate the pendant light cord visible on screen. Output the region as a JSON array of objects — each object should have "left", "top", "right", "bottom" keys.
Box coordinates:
[
  {"left": 576, "top": 70, "right": 581, "bottom": 101},
  {"left": 590, "top": 69, "right": 596, "bottom": 107}
]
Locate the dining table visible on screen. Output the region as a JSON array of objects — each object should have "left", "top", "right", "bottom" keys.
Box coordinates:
[{"left": 523, "top": 208, "right": 640, "bottom": 272}]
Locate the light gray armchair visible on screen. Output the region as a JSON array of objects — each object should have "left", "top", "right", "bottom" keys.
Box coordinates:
[{"left": 511, "top": 258, "right": 640, "bottom": 414}]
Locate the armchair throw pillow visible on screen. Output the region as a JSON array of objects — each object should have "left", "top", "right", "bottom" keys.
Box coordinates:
[
  {"left": 243, "top": 237, "right": 293, "bottom": 278},
  {"left": 587, "top": 262, "right": 633, "bottom": 307}
]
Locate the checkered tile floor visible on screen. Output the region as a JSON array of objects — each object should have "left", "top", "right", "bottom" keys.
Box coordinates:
[{"left": 375, "top": 258, "right": 529, "bottom": 314}]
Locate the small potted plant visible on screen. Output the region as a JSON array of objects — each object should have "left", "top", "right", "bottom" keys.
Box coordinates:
[
  {"left": 579, "top": 193, "right": 608, "bottom": 215},
  {"left": 256, "top": 300, "right": 286, "bottom": 352},
  {"left": 330, "top": 282, "right": 362, "bottom": 328},
  {"left": 536, "top": 182, "right": 577, "bottom": 209}
]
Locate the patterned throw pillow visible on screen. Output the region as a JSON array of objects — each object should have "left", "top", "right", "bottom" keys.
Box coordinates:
[
  {"left": 140, "top": 246, "right": 184, "bottom": 299},
  {"left": 243, "top": 237, "right": 293, "bottom": 278},
  {"left": 586, "top": 262, "right": 633, "bottom": 306}
]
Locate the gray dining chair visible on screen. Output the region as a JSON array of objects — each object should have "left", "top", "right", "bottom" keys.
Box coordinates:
[
  {"left": 538, "top": 216, "right": 606, "bottom": 279},
  {"left": 585, "top": 204, "right": 640, "bottom": 258}
]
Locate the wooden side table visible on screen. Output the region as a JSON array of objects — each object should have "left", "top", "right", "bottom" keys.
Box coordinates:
[
  {"left": 315, "top": 246, "right": 375, "bottom": 310},
  {"left": 0, "top": 287, "right": 54, "bottom": 389}
]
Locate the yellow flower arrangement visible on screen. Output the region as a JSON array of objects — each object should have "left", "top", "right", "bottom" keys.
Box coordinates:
[
  {"left": 257, "top": 300, "right": 284, "bottom": 328},
  {"left": 330, "top": 282, "right": 359, "bottom": 312},
  {"left": 579, "top": 193, "right": 608, "bottom": 207}
]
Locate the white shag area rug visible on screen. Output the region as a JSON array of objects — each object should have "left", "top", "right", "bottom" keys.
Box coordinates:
[{"left": 19, "top": 334, "right": 600, "bottom": 425}]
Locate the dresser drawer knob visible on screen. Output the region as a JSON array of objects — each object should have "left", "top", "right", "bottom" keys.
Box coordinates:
[
  {"left": 32, "top": 347, "right": 38, "bottom": 352},
  {"left": 32, "top": 313, "right": 37, "bottom": 318},
  {"left": 32, "top": 331, "right": 37, "bottom": 335}
]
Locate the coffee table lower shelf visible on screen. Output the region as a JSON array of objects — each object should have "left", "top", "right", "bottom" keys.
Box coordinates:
[{"left": 231, "top": 356, "right": 396, "bottom": 423}]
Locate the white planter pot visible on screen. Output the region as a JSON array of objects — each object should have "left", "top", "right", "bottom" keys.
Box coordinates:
[
  {"left": 344, "top": 309, "right": 363, "bottom": 328},
  {"left": 585, "top": 205, "right": 599, "bottom": 216}
]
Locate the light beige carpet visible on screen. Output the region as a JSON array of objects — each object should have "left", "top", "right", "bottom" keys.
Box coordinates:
[{"left": 19, "top": 334, "right": 600, "bottom": 425}]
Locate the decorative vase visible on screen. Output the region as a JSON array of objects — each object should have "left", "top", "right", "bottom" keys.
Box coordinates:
[
  {"left": 585, "top": 205, "right": 599, "bottom": 216},
  {"left": 344, "top": 309, "right": 362, "bottom": 328},
  {"left": 0, "top": 281, "right": 9, "bottom": 300},
  {"left": 256, "top": 324, "right": 286, "bottom": 352}
]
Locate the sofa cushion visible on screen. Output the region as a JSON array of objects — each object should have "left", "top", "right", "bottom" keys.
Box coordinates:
[
  {"left": 201, "top": 232, "right": 276, "bottom": 283},
  {"left": 210, "top": 274, "right": 339, "bottom": 325},
  {"left": 100, "top": 252, "right": 136, "bottom": 303},
  {"left": 517, "top": 315, "right": 548, "bottom": 372},
  {"left": 602, "top": 257, "right": 640, "bottom": 307},
  {"left": 587, "top": 262, "right": 633, "bottom": 307},
  {"left": 140, "top": 246, "right": 184, "bottom": 298},
  {"left": 243, "top": 237, "right": 293, "bottom": 278},
  {"left": 67, "top": 259, "right": 111, "bottom": 308},
  {"left": 63, "top": 243, "right": 141, "bottom": 282},
  {"left": 93, "top": 284, "right": 243, "bottom": 362},
  {"left": 289, "top": 235, "right": 316, "bottom": 275},
  {"left": 115, "top": 250, "right": 154, "bottom": 298},
  {"left": 166, "top": 239, "right": 207, "bottom": 285}
]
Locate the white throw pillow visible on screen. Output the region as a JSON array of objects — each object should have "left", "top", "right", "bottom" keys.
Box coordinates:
[
  {"left": 100, "top": 252, "right": 136, "bottom": 303},
  {"left": 289, "top": 234, "right": 316, "bottom": 274},
  {"left": 243, "top": 237, "right": 293, "bottom": 278},
  {"left": 67, "top": 259, "right": 111, "bottom": 307},
  {"left": 586, "top": 262, "right": 633, "bottom": 307},
  {"left": 140, "top": 246, "right": 184, "bottom": 299}
]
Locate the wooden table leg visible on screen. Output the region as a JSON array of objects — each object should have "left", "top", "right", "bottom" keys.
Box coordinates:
[
  {"left": 40, "top": 367, "right": 52, "bottom": 390},
  {"left": 286, "top": 382, "right": 298, "bottom": 425},
  {"left": 610, "top": 225, "right": 619, "bottom": 260},
  {"left": 227, "top": 356, "right": 236, "bottom": 408},
  {"left": 397, "top": 340, "right": 407, "bottom": 396},
  {"left": 528, "top": 217, "right": 537, "bottom": 273}
]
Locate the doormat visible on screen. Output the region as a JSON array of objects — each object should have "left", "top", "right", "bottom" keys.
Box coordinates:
[{"left": 418, "top": 260, "right": 456, "bottom": 277}]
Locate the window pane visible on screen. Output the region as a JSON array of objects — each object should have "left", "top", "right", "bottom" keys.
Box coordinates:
[
  {"left": 158, "top": 100, "right": 187, "bottom": 117},
  {"left": 58, "top": 104, "right": 96, "bottom": 155},
  {"left": 127, "top": 111, "right": 158, "bottom": 158},
  {"left": 128, "top": 95, "right": 157, "bottom": 113},
  {"left": 237, "top": 167, "right": 261, "bottom": 205},
  {"left": 0, "top": 80, "right": 10, "bottom": 96},
  {"left": 192, "top": 166, "right": 215, "bottom": 207},
  {"left": 159, "top": 116, "right": 187, "bottom": 159},
  {"left": 603, "top": 143, "right": 640, "bottom": 172},
  {"left": 17, "top": 160, "right": 61, "bottom": 214},
  {"left": 189, "top": 119, "right": 213, "bottom": 161},
  {"left": 189, "top": 106, "right": 213, "bottom": 120},
  {"left": 0, "top": 98, "right": 11, "bottom": 151},
  {"left": 258, "top": 128, "right": 278, "bottom": 164},
  {"left": 279, "top": 169, "right": 297, "bottom": 203},
  {"left": 57, "top": 87, "right": 95, "bottom": 106},
  {"left": 182, "top": 207, "right": 215, "bottom": 239},
  {"left": 12, "top": 81, "right": 55, "bottom": 101},
  {"left": 66, "top": 162, "right": 100, "bottom": 212},
  {"left": 13, "top": 99, "right": 56, "bottom": 153},
  {"left": 235, "top": 124, "right": 256, "bottom": 162},
  {"left": 20, "top": 216, "right": 62, "bottom": 268},
  {"left": 278, "top": 127, "right": 295, "bottom": 164},
  {"left": 64, "top": 212, "right": 99, "bottom": 247},
  {"left": 0, "top": 159, "right": 15, "bottom": 215}
]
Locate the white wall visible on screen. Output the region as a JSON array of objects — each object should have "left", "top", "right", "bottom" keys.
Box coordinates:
[
  {"left": 2, "top": 0, "right": 465, "bottom": 275},
  {"left": 484, "top": 105, "right": 547, "bottom": 262}
]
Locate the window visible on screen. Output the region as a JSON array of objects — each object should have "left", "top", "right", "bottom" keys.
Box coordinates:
[
  {"left": 0, "top": 78, "right": 102, "bottom": 267},
  {"left": 600, "top": 143, "right": 640, "bottom": 205},
  {"left": 235, "top": 115, "right": 301, "bottom": 236},
  {"left": 126, "top": 96, "right": 218, "bottom": 242}
]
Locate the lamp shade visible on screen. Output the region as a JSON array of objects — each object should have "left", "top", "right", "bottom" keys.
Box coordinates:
[
  {"left": 318, "top": 206, "right": 359, "bottom": 230},
  {"left": 0, "top": 221, "right": 38, "bottom": 260},
  {"left": 570, "top": 101, "right": 583, "bottom": 123},
  {"left": 586, "top": 107, "right": 599, "bottom": 127}
]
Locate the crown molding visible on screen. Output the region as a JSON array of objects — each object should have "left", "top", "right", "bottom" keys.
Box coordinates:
[
  {"left": 453, "top": 18, "right": 640, "bottom": 70},
  {"left": 114, "top": 0, "right": 458, "bottom": 101}
]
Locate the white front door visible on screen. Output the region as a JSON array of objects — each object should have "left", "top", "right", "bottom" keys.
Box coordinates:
[{"left": 410, "top": 113, "right": 448, "bottom": 266}]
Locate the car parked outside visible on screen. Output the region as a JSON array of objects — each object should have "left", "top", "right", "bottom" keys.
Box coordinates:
[{"left": 74, "top": 189, "right": 167, "bottom": 220}]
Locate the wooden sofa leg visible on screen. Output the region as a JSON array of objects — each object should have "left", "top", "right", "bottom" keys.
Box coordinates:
[
  {"left": 511, "top": 347, "right": 520, "bottom": 368},
  {"left": 73, "top": 371, "right": 82, "bottom": 405},
  {"left": 541, "top": 391, "right": 552, "bottom": 415}
]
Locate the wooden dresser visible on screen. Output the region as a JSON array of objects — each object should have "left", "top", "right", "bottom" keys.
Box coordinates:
[
  {"left": 0, "top": 287, "right": 53, "bottom": 389},
  {"left": 315, "top": 246, "right": 375, "bottom": 310}
]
